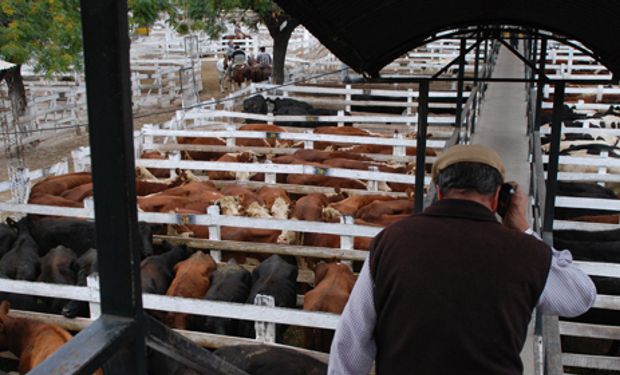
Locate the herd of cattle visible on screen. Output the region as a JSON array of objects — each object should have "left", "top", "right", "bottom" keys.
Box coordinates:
[
  {"left": 2, "top": 91, "right": 620, "bottom": 371},
  {"left": 0, "top": 114, "right": 419, "bottom": 372},
  {"left": 537, "top": 105, "right": 620, "bottom": 357}
]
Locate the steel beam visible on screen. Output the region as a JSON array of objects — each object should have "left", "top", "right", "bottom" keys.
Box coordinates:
[
  {"left": 542, "top": 81, "right": 565, "bottom": 235},
  {"left": 414, "top": 80, "right": 429, "bottom": 213}
]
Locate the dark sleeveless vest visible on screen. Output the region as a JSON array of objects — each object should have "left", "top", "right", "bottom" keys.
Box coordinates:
[{"left": 369, "top": 199, "right": 551, "bottom": 375}]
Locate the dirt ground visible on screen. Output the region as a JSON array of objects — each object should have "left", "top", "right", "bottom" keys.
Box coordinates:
[{"left": 0, "top": 59, "right": 224, "bottom": 185}]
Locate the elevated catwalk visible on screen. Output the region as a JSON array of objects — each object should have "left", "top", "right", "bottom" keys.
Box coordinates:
[
  {"left": 472, "top": 46, "right": 530, "bottom": 190},
  {"left": 470, "top": 46, "right": 538, "bottom": 374}
]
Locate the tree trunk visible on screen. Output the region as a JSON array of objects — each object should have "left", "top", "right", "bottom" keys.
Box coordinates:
[
  {"left": 263, "top": 14, "right": 299, "bottom": 84},
  {"left": 4, "top": 65, "right": 27, "bottom": 116}
]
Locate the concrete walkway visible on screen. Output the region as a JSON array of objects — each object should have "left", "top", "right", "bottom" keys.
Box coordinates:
[
  {"left": 471, "top": 46, "right": 538, "bottom": 374},
  {"left": 471, "top": 46, "right": 530, "bottom": 190}
]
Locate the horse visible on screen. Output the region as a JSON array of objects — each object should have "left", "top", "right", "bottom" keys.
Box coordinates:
[
  {"left": 248, "top": 60, "right": 272, "bottom": 83},
  {"left": 216, "top": 57, "right": 229, "bottom": 92},
  {"left": 229, "top": 63, "right": 250, "bottom": 90}
]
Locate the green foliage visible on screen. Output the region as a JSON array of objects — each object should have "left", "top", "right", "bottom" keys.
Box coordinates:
[
  {"left": 129, "top": 0, "right": 174, "bottom": 27},
  {"left": 0, "top": 0, "right": 83, "bottom": 75}
]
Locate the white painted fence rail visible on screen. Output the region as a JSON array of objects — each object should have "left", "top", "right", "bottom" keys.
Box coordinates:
[
  {"left": 554, "top": 196, "right": 620, "bottom": 212},
  {"left": 177, "top": 109, "right": 454, "bottom": 127},
  {"left": 0, "top": 278, "right": 339, "bottom": 330},
  {"left": 0, "top": 160, "right": 69, "bottom": 194},
  {"left": 0, "top": 202, "right": 382, "bottom": 241},
  {"left": 141, "top": 127, "right": 447, "bottom": 148}
]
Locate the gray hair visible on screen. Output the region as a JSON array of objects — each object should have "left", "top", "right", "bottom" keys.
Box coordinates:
[{"left": 436, "top": 162, "right": 502, "bottom": 196}]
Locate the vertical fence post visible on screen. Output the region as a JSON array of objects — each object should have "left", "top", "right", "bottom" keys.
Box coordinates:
[
  {"left": 454, "top": 38, "right": 466, "bottom": 129},
  {"left": 9, "top": 165, "right": 30, "bottom": 204},
  {"left": 414, "top": 80, "right": 429, "bottom": 214},
  {"left": 87, "top": 274, "right": 101, "bottom": 319},
  {"left": 254, "top": 294, "right": 276, "bottom": 343},
  {"left": 340, "top": 215, "right": 354, "bottom": 267},
  {"left": 542, "top": 81, "right": 565, "bottom": 237},
  {"left": 535, "top": 38, "right": 548, "bottom": 131},
  {"left": 207, "top": 205, "right": 222, "bottom": 263}
]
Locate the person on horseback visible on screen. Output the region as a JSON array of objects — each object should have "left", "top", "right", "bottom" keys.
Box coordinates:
[
  {"left": 227, "top": 45, "right": 247, "bottom": 79},
  {"left": 256, "top": 47, "right": 272, "bottom": 67}
]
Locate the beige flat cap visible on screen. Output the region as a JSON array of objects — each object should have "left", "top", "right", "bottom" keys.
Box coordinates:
[{"left": 431, "top": 144, "right": 506, "bottom": 182}]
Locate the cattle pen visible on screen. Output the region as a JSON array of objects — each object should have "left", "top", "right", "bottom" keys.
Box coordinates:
[{"left": 1, "top": 1, "right": 620, "bottom": 374}]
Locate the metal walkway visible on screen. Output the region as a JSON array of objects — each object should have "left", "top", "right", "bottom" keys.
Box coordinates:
[{"left": 471, "top": 46, "right": 538, "bottom": 374}]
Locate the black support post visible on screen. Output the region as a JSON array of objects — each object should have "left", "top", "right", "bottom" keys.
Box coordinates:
[
  {"left": 414, "top": 80, "right": 429, "bottom": 213},
  {"left": 80, "top": 0, "right": 145, "bottom": 372},
  {"left": 454, "top": 38, "right": 467, "bottom": 129},
  {"left": 471, "top": 34, "right": 481, "bottom": 134},
  {"left": 535, "top": 38, "right": 548, "bottom": 130},
  {"left": 542, "top": 81, "right": 565, "bottom": 237}
]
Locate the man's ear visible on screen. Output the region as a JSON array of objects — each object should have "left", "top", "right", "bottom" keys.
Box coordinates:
[
  {"left": 436, "top": 185, "right": 443, "bottom": 200},
  {"left": 491, "top": 186, "right": 501, "bottom": 213}
]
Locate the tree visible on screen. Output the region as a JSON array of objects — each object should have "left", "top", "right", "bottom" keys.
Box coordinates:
[
  {"left": 178, "top": 0, "right": 300, "bottom": 84},
  {"left": 0, "top": 0, "right": 83, "bottom": 115}
]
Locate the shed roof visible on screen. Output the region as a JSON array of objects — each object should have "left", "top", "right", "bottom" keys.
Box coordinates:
[
  {"left": 0, "top": 59, "right": 15, "bottom": 72},
  {"left": 275, "top": 0, "right": 620, "bottom": 79}
]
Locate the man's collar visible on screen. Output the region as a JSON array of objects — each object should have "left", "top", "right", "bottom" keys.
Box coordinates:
[{"left": 422, "top": 199, "right": 500, "bottom": 223}]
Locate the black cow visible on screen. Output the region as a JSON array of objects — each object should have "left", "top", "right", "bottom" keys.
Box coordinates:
[
  {"left": 62, "top": 248, "right": 98, "bottom": 318},
  {"left": 559, "top": 143, "right": 620, "bottom": 158},
  {"left": 555, "top": 228, "right": 620, "bottom": 243},
  {"left": 141, "top": 241, "right": 191, "bottom": 295},
  {"left": 147, "top": 349, "right": 201, "bottom": 375},
  {"left": 0, "top": 223, "right": 16, "bottom": 259},
  {"left": 243, "top": 95, "right": 268, "bottom": 115},
  {"left": 554, "top": 237, "right": 620, "bottom": 263},
  {"left": 540, "top": 104, "right": 588, "bottom": 125},
  {"left": 243, "top": 95, "right": 348, "bottom": 128},
  {"left": 214, "top": 345, "right": 327, "bottom": 375},
  {"left": 37, "top": 245, "right": 78, "bottom": 314},
  {"left": 0, "top": 218, "right": 41, "bottom": 311},
  {"left": 28, "top": 217, "right": 154, "bottom": 258},
  {"left": 238, "top": 255, "right": 298, "bottom": 342},
  {"left": 190, "top": 259, "right": 251, "bottom": 336},
  {"left": 554, "top": 182, "right": 620, "bottom": 220},
  {"left": 350, "top": 94, "right": 407, "bottom": 115},
  {"left": 562, "top": 276, "right": 620, "bottom": 356}
]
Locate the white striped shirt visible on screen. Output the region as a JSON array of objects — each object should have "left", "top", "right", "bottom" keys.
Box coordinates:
[{"left": 328, "top": 228, "right": 597, "bottom": 375}]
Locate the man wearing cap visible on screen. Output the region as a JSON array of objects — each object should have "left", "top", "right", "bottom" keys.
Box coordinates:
[{"left": 328, "top": 144, "right": 596, "bottom": 375}]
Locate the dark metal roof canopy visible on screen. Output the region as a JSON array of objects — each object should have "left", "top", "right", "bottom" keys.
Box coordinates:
[{"left": 275, "top": 0, "right": 620, "bottom": 80}]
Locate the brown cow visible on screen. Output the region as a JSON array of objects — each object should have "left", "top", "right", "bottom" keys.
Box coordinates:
[
  {"left": 345, "top": 143, "right": 437, "bottom": 158},
  {"left": 220, "top": 185, "right": 266, "bottom": 215},
  {"left": 178, "top": 136, "right": 226, "bottom": 161},
  {"left": 30, "top": 172, "right": 92, "bottom": 198},
  {"left": 292, "top": 149, "right": 373, "bottom": 162},
  {"left": 355, "top": 198, "right": 413, "bottom": 222},
  {"left": 304, "top": 262, "right": 356, "bottom": 351},
  {"left": 59, "top": 183, "right": 94, "bottom": 202},
  {"left": 140, "top": 150, "right": 171, "bottom": 178},
  {"left": 28, "top": 194, "right": 84, "bottom": 208},
  {"left": 238, "top": 124, "right": 289, "bottom": 147},
  {"left": 312, "top": 126, "right": 373, "bottom": 150},
  {"left": 165, "top": 251, "right": 217, "bottom": 329},
  {"left": 287, "top": 174, "right": 367, "bottom": 190},
  {"left": 0, "top": 301, "right": 103, "bottom": 374},
  {"left": 256, "top": 186, "right": 291, "bottom": 219},
  {"left": 157, "top": 180, "right": 218, "bottom": 196},
  {"left": 326, "top": 195, "right": 397, "bottom": 219},
  {"left": 208, "top": 152, "right": 259, "bottom": 181},
  {"left": 323, "top": 158, "right": 406, "bottom": 174}
]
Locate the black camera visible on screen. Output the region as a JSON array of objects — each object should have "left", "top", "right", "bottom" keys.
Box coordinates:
[{"left": 497, "top": 183, "right": 516, "bottom": 218}]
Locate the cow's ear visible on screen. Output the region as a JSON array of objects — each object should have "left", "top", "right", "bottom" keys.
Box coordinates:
[
  {"left": 0, "top": 301, "right": 10, "bottom": 316},
  {"left": 314, "top": 261, "right": 328, "bottom": 284}
]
